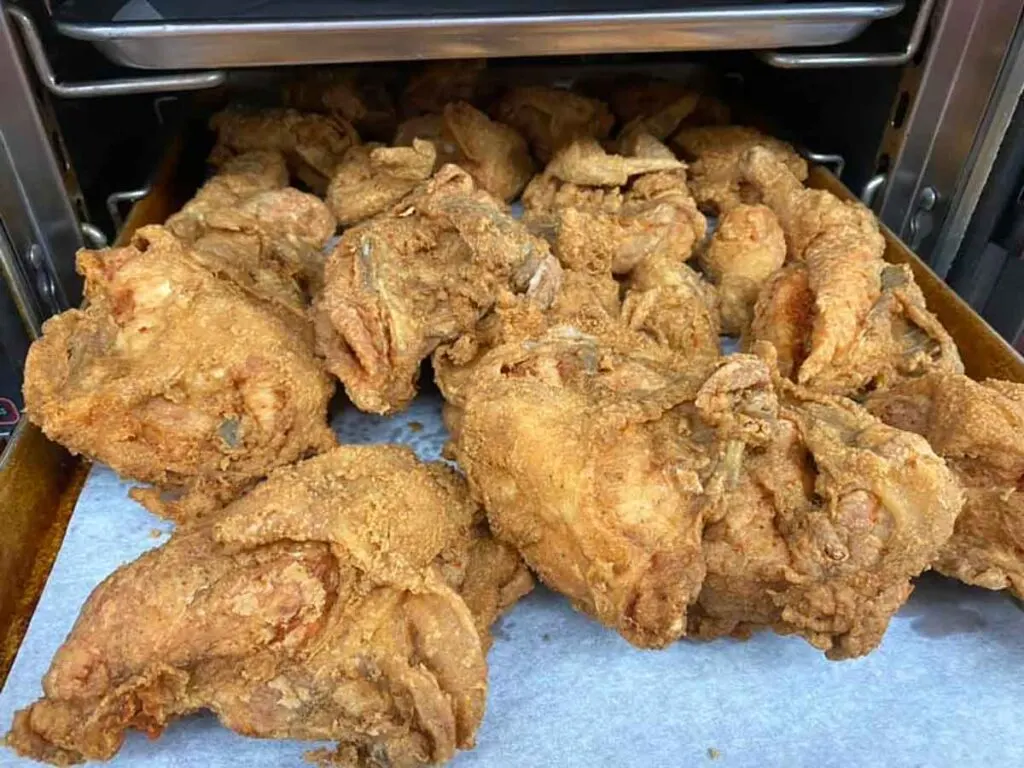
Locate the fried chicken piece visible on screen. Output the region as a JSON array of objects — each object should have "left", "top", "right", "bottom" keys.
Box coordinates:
[
  {"left": 452, "top": 332, "right": 962, "bottom": 657},
  {"left": 740, "top": 145, "right": 887, "bottom": 388},
  {"left": 745, "top": 263, "right": 814, "bottom": 379},
  {"left": 393, "top": 102, "right": 534, "bottom": 201},
  {"left": 867, "top": 373, "right": 1024, "bottom": 598},
  {"left": 209, "top": 107, "right": 359, "bottom": 195},
  {"left": 327, "top": 139, "right": 437, "bottom": 226},
  {"left": 6, "top": 446, "right": 495, "bottom": 768},
  {"left": 622, "top": 255, "right": 721, "bottom": 359},
  {"left": 283, "top": 68, "right": 398, "bottom": 141},
  {"left": 522, "top": 136, "right": 706, "bottom": 275},
  {"left": 603, "top": 77, "right": 731, "bottom": 130},
  {"left": 313, "top": 165, "right": 562, "bottom": 414},
  {"left": 688, "top": 354, "right": 962, "bottom": 659},
  {"left": 699, "top": 203, "right": 786, "bottom": 335},
  {"left": 23, "top": 226, "right": 335, "bottom": 522},
  {"left": 494, "top": 86, "right": 615, "bottom": 164},
  {"left": 673, "top": 125, "right": 807, "bottom": 213},
  {"left": 186, "top": 187, "right": 337, "bottom": 302},
  {"left": 401, "top": 59, "right": 488, "bottom": 117},
  {"left": 453, "top": 329, "right": 711, "bottom": 649},
  {"left": 165, "top": 150, "right": 289, "bottom": 242}
]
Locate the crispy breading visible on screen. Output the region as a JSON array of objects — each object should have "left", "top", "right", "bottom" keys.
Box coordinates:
[
  {"left": 327, "top": 139, "right": 437, "bottom": 226},
  {"left": 867, "top": 373, "right": 1024, "bottom": 598},
  {"left": 699, "top": 203, "right": 786, "bottom": 336},
  {"left": 283, "top": 68, "right": 398, "bottom": 141},
  {"left": 394, "top": 102, "right": 534, "bottom": 201},
  {"left": 674, "top": 125, "right": 807, "bottom": 213},
  {"left": 6, "top": 446, "right": 517, "bottom": 768},
  {"left": 313, "top": 165, "right": 562, "bottom": 414},
  {"left": 22, "top": 226, "right": 335, "bottom": 522},
  {"left": 209, "top": 107, "right": 359, "bottom": 194},
  {"left": 452, "top": 335, "right": 962, "bottom": 658},
  {"left": 494, "top": 86, "right": 614, "bottom": 164}
]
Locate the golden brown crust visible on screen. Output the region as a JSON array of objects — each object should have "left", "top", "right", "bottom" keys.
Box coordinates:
[
  {"left": 494, "top": 86, "right": 614, "bottom": 164},
  {"left": 23, "top": 226, "right": 336, "bottom": 522},
  {"left": 6, "top": 446, "right": 499, "bottom": 767}
]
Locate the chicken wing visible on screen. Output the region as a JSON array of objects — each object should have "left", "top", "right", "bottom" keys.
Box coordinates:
[
  {"left": 867, "top": 372, "right": 1024, "bottom": 598},
  {"left": 394, "top": 101, "right": 535, "bottom": 201},
  {"left": 673, "top": 125, "right": 807, "bottom": 213},
  {"left": 327, "top": 139, "right": 437, "bottom": 226},
  {"left": 494, "top": 86, "right": 615, "bottom": 164},
  {"left": 209, "top": 107, "right": 359, "bottom": 194},
  {"left": 6, "top": 446, "right": 506, "bottom": 768},
  {"left": 451, "top": 332, "right": 962, "bottom": 657},
  {"left": 699, "top": 203, "right": 786, "bottom": 336},
  {"left": 313, "top": 165, "right": 562, "bottom": 414},
  {"left": 23, "top": 226, "right": 336, "bottom": 522}
]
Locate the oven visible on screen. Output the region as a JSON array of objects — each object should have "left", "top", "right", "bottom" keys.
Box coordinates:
[{"left": 1, "top": 0, "right": 1024, "bottom": 746}]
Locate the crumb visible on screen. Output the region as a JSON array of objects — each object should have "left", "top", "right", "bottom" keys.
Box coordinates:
[
  {"left": 541, "top": 633, "right": 551, "bottom": 642},
  {"left": 708, "top": 748, "right": 721, "bottom": 760},
  {"left": 149, "top": 529, "right": 163, "bottom": 539},
  {"left": 408, "top": 421, "right": 423, "bottom": 433}
]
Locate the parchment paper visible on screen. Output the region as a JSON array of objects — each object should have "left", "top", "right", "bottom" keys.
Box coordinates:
[{"left": 2, "top": 389, "right": 1023, "bottom": 767}]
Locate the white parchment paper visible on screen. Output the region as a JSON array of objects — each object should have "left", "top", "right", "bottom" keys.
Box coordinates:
[{"left": 2, "top": 389, "right": 1024, "bottom": 768}]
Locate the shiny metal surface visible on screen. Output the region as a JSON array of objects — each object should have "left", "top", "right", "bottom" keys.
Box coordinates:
[
  {"left": 54, "top": 3, "right": 901, "bottom": 70},
  {"left": 7, "top": 7, "right": 225, "bottom": 97},
  {"left": 801, "top": 149, "right": 846, "bottom": 178},
  {"left": 0, "top": 223, "right": 41, "bottom": 340},
  {"left": 929, "top": 25, "right": 1024, "bottom": 278},
  {"left": 876, "top": 0, "right": 1024, "bottom": 264},
  {"left": 861, "top": 172, "right": 888, "bottom": 206},
  {"left": 106, "top": 187, "right": 150, "bottom": 233},
  {"left": 0, "top": 2, "right": 81, "bottom": 310},
  {"left": 761, "top": 0, "right": 934, "bottom": 68},
  {"left": 79, "top": 222, "right": 107, "bottom": 249}
]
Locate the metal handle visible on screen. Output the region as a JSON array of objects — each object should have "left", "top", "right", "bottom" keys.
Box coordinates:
[
  {"left": 801, "top": 150, "right": 846, "bottom": 179},
  {"left": 861, "top": 172, "right": 888, "bottom": 209},
  {"left": 760, "top": 0, "right": 935, "bottom": 69},
  {"left": 7, "top": 6, "right": 225, "bottom": 98},
  {"left": 106, "top": 188, "right": 150, "bottom": 233}
]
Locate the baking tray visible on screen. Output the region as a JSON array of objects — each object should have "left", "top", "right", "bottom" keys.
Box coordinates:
[
  {"left": 53, "top": 1, "right": 903, "bottom": 70},
  {"left": 2, "top": 140, "right": 1023, "bottom": 766}
]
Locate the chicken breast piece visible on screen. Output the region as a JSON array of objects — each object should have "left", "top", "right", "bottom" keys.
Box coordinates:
[
  {"left": 699, "top": 203, "right": 786, "bottom": 336},
  {"left": 313, "top": 165, "right": 562, "bottom": 414},
  {"left": 23, "top": 226, "right": 336, "bottom": 521},
  {"left": 452, "top": 332, "right": 962, "bottom": 658},
  {"left": 6, "top": 446, "right": 517, "bottom": 768},
  {"left": 867, "top": 372, "right": 1024, "bottom": 598}
]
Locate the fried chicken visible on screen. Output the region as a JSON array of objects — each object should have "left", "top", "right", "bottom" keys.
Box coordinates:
[
  {"left": 23, "top": 226, "right": 336, "bottom": 522},
  {"left": 867, "top": 372, "right": 1024, "bottom": 598},
  {"left": 494, "top": 86, "right": 615, "bottom": 164},
  {"left": 521, "top": 135, "right": 705, "bottom": 275},
  {"left": 283, "top": 68, "right": 398, "bottom": 141},
  {"left": 605, "top": 77, "right": 731, "bottom": 132},
  {"left": 394, "top": 101, "right": 535, "bottom": 201},
  {"left": 745, "top": 263, "right": 814, "bottom": 379},
  {"left": 313, "top": 164, "right": 562, "bottom": 414},
  {"left": 451, "top": 332, "right": 962, "bottom": 657},
  {"left": 699, "top": 203, "right": 786, "bottom": 335},
  {"left": 401, "top": 59, "right": 488, "bottom": 117},
  {"left": 689, "top": 354, "right": 962, "bottom": 658},
  {"left": 165, "top": 150, "right": 290, "bottom": 242},
  {"left": 673, "top": 125, "right": 807, "bottom": 213},
  {"left": 209, "top": 107, "right": 359, "bottom": 195},
  {"left": 6, "top": 445, "right": 520, "bottom": 768},
  {"left": 739, "top": 148, "right": 962, "bottom": 395},
  {"left": 327, "top": 139, "right": 437, "bottom": 226}
]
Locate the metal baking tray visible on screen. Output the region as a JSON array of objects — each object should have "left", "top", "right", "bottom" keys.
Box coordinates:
[{"left": 54, "top": 1, "right": 903, "bottom": 70}]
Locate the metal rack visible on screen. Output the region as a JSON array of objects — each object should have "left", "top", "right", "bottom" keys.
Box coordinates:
[{"left": 53, "top": 2, "right": 903, "bottom": 70}]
